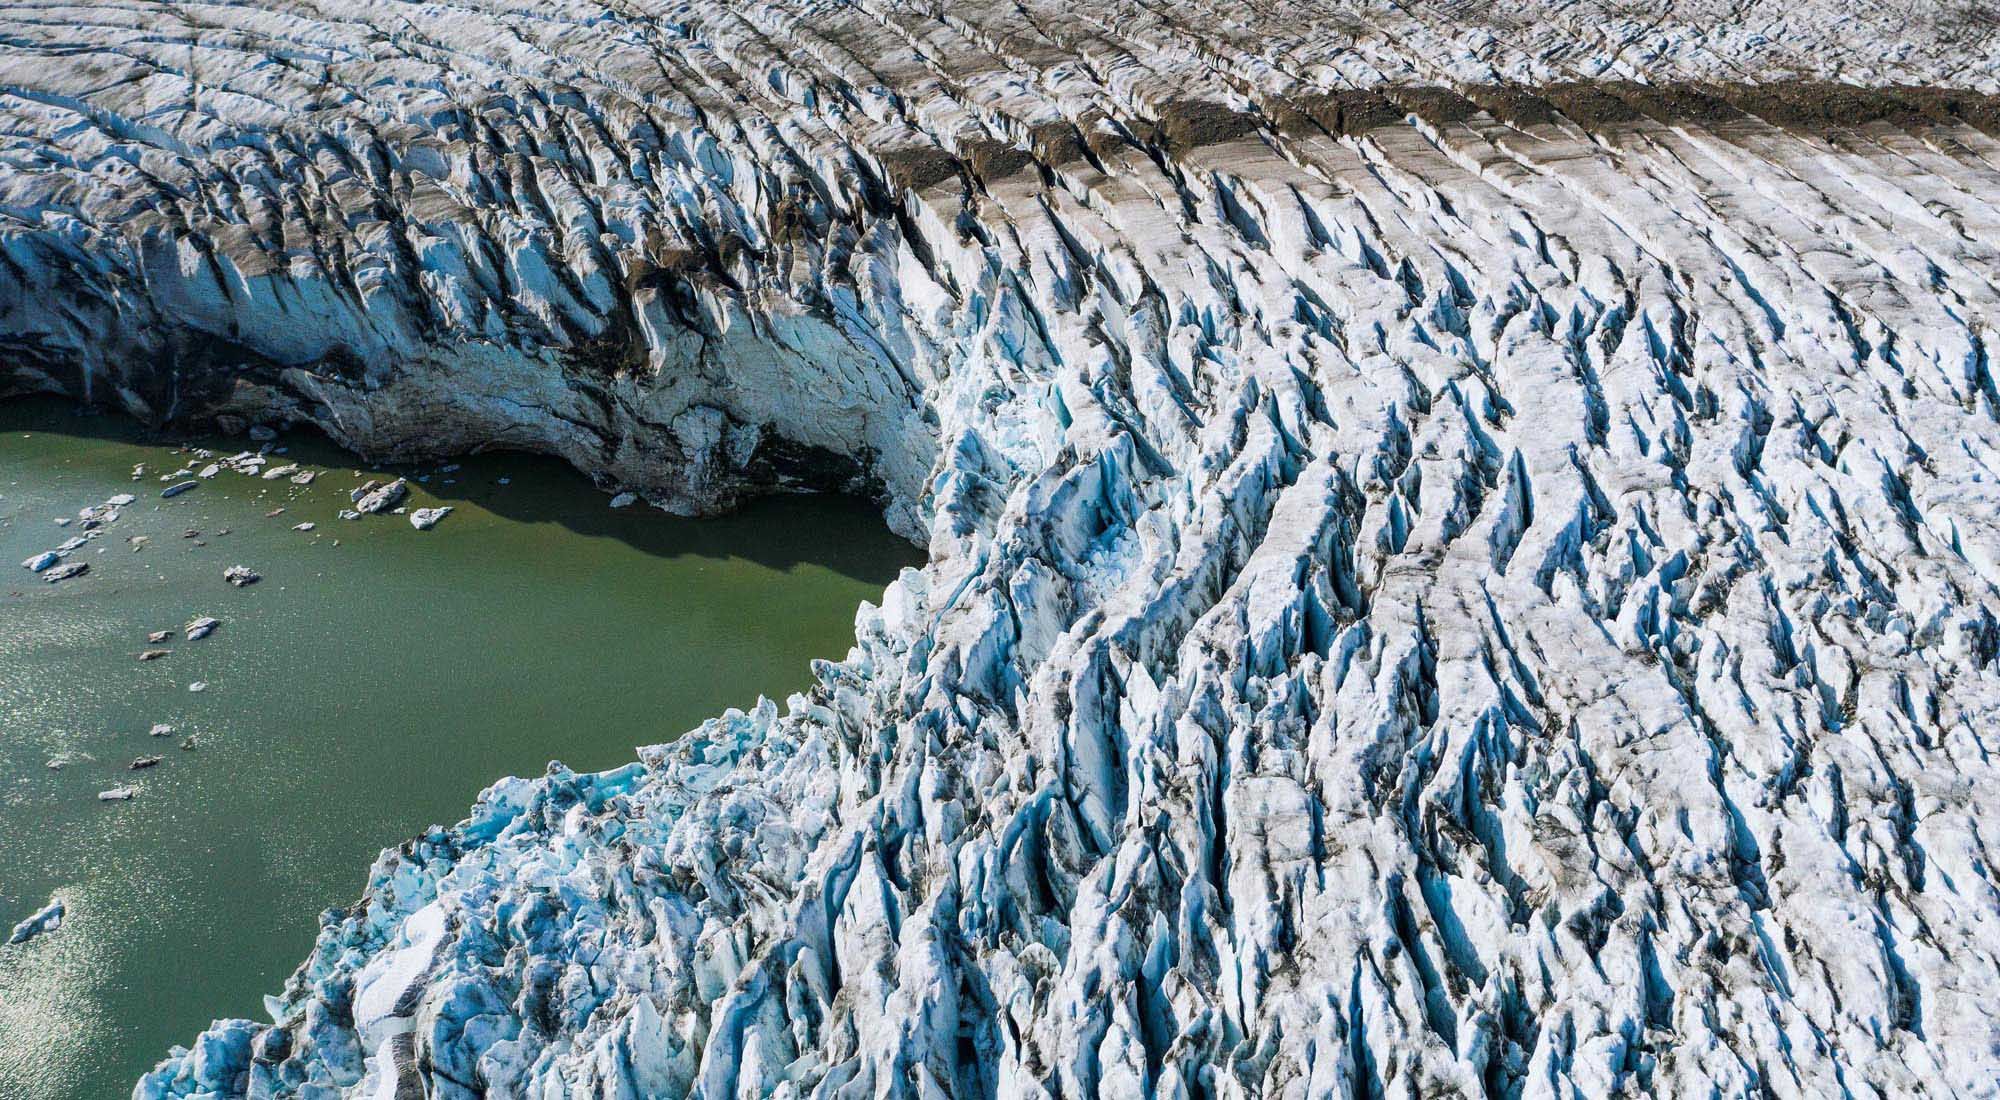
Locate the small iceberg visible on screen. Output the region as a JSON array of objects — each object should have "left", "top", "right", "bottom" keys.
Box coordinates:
[
  {"left": 21, "top": 551, "right": 58, "bottom": 572},
  {"left": 98, "top": 786, "right": 138, "bottom": 802},
  {"left": 161, "top": 481, "right": 198, "bottom": 498},
  {"left": 608, "top": 491, "right": 638, "bottom": 508},
  {"left": 185, "top": 616, "right": 221, "bottom": 641},
  {"left": 8, "top": 898, "right": 63, "bottom": 945},
  {"left": 409, "top": 507, "right": 453, "bottom": 531},
  {"left": 223, "top": 565, "right": 261, "bottom": 587},
  {"left": 355, "top": 478, "right": 409, "bottom": 514}
]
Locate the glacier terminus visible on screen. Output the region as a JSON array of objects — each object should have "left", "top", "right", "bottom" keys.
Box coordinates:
[{"left": 0, "top": 0, "right": 1998, "bottom": 1097}]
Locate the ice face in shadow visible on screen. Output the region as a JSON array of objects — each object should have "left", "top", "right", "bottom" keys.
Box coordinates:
[{"left": 0, "top": 1, "right": 1996, "bottom": 1097}]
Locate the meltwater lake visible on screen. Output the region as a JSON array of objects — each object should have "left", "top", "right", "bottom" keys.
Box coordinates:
[{"left": 0, "top": 397, "right": 919, "bottom": 1100}]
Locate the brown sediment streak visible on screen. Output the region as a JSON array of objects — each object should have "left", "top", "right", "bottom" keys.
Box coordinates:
[
  {"left": 1271, "top": 81, "right": 2000, "bottom": 142},
  {"left": 970, "top": 82, "right": 2000, "bottom": 185},
  {"left": 1457, "top": 80, "right": 2000, "bottom": 133}
]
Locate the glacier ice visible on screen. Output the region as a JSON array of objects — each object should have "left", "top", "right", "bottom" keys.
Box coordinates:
[{"left": 0, "top": 0, "right": 1994, "bottom": 1097}]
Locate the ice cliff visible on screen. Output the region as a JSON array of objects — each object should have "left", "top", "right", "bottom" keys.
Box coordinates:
[{"left": 2, "top": 1, "right": 1999, "bottom": 1096}]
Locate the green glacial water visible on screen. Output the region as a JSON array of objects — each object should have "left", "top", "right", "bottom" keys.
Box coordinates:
[{"left": 0, "top": 397, "right": 920, "bottom": 1100}]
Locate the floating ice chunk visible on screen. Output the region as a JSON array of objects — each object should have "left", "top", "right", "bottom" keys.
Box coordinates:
[
  {"left": 356, "top": 478, "right": 409, "bottom": 514},
  {"left": 21, "top": 551, "right": 57, "bottom": 572},
  {"left": 8, "top": 898, "right": 63, "bottom": 944},
  {"left": 161, "top": 481, "right": 198, "bottom": 498},
  {"left": 409, "top": 507, "right": 453, "bottom": 531},
  {"left": 185, "top": 617, "right": 220, "bottom": 640},
  {"left": 608, "top": 491, "right": 637, "bottom": 508},
  {"left": 77, "top": 503, "right": 119, "bottom": 526}
]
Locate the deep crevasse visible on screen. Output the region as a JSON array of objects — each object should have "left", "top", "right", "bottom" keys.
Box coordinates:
[{"left": 0, "top": 2, "right": 1997, "bottom": 1097}]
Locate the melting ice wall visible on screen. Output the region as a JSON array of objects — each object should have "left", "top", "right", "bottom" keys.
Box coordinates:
[{"left": 0, "top": 1, "right": 1998, "bottom": 1096}]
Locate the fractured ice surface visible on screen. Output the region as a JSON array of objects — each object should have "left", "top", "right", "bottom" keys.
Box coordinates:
[{"left": 0, "top": 1, "right": 1995, "bottom": 1096}]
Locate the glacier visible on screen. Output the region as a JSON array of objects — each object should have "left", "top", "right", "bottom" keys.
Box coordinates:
[{"left": 0, "top": 1, "right": 1998, "bottom": 1096}]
